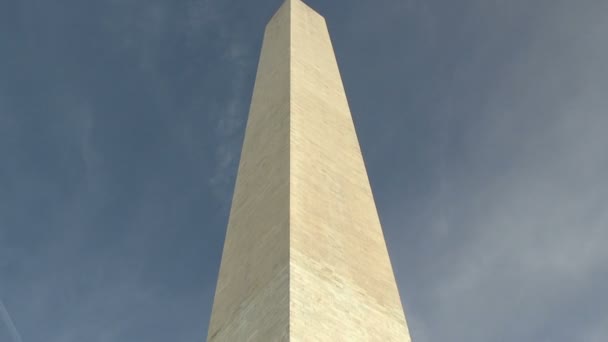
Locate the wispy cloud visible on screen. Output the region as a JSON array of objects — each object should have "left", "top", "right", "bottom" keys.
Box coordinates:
[
  {"left": 584, "top": 316, "right": 608, "bottom": 342},
  {"left": 378, "top": 0, "right": 608, "bottom": 341},
  {"left": 208, "top": 41, "right": 253, "bottom": 202},
  {"left": 0, "top": 299, "right": 22, "bottom": 342}
]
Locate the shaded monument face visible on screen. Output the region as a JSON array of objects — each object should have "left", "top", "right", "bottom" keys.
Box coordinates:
[{"left": 207, "top": 0, "right": 411, "bottom": 340}]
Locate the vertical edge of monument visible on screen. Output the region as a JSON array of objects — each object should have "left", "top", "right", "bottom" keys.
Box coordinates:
[
  {"left": 206, "top": 1, "right": 291, "bottom": 340},
  {"left": 289, "top": 0, "right": 412, "bottom": 340}
]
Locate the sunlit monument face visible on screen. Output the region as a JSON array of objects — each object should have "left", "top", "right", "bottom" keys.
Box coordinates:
[{"left": 207, "top": 1, "right": 411, "bottom": 340}]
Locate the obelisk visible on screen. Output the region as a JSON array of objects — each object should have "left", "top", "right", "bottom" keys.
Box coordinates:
[{"left": 207, "top": 0, "right": 411, "bottom": 340}]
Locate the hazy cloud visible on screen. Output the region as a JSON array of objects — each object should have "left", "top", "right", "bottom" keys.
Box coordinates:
[{"left": 378, "top": 0, "right": 608, "bottom": 340}]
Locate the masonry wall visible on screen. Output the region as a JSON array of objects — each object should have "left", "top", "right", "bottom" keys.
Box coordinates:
[
  {"left": 207, "top": 2, "right": 291, "bottom": 340},
  {"left": 289, "top": 1, "right": 411, "bottom": 340},
  {"left": 207, "top": 1, "right": 411, "bottom": 341}
]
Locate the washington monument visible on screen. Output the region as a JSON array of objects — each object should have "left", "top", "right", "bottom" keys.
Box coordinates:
[{"left": 207, "top": 0, "right": 411, "bottom": 340}]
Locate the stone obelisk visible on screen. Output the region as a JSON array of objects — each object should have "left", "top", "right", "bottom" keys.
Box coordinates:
[{"left": 207, "top": 0, "right": 411, "bottom": 340}]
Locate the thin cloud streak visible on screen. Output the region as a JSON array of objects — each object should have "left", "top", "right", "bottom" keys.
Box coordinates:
[{"left": 0, "top": 299, "right": 23, "bottom": 342}]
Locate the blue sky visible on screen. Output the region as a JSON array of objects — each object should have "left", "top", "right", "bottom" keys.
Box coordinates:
[{"left": 1, "top": 0, "right": 607, "bottom": 341}]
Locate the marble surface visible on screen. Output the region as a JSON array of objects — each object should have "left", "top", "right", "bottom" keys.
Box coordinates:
[{"left": 208, "top": 1, "right": 411, "bottom": 340}]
